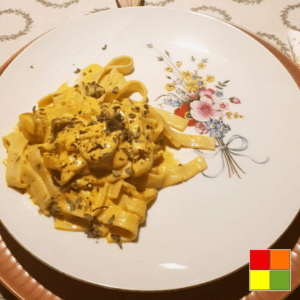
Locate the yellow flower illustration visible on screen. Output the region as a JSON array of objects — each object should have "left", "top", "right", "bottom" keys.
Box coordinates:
[
  {"left": 235, "top": 112, "right": 239, "bottom": 115},
  {"left": 227, "top": 116, "right": 232, "bottom": 120},
  {"left": 186, "top": 80, "right": 201, "bottom": 92},
  {"left": 234, "top": 115, "right": 239, "bottom": 119},
  {"left": 165, "top": 66, "right": 173, "bottom": 72},
  {"left": 197, "top": 62, "right": 206, "bottom": 69},
  {"left": 240, "top": 115, "right": 244, "bottom": 119},
  {"left": 227, "top": 112, "right": 232, "bottom": 115},
  {"left": 176, "top": 61, "right": 182, "bottom": 67},
  {"left": 206, "top": 75, "right": 215, "bottom": 83},
  {"left": 165, "top": 83, "right": 175, "bottom": 91},
  {"left": 185, "top": 81, "right": 194, "bottom": 92},
  {"left": 181, "top": 70, "right": 193, "bottom": 80}
]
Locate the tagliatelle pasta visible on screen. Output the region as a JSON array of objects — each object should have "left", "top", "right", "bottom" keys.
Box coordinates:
[{"left": 2, "top": 56, "right": 215, "bottom": 247}]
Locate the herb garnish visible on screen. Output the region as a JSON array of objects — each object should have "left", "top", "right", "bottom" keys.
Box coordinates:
[
  {"left": 84, "top": 214, "right": 103, "bottom": 239},
  {"left": 75, "top": 197, "right": 82, "bottom": 208},
  {"left": 66, "top": 198, "right": 76, "bottom": 211},
  {"left": 74, "top": 68, "right": 81, "bottom": 74},
  {"left": 108, "top": 214, "right": 115, "bottom": 224},
  {"left": 112, "top": 87, "right": 119, "bottom": 94},
  {"left": 111, "top": 234, "right": 122, "bottom": 249},
  {"left": 87, "top": 144, "right": 104, "bottom": 153},
  {"left": 134, "top": 127, "right": 141, "bottom": 139}
]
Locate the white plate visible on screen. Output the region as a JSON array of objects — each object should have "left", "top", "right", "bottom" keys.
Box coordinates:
[{"left": 0, "top": 7, "right": 300, "bottom": 291}]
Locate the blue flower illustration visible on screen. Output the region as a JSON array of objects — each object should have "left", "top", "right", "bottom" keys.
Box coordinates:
[
  {"left": 172, "top": 99, "right": 182, "bottom": 107},
  {"left": 209, "top": 129, "right": 223, "bottom": 139},
  {"left": 215, "top": 90, "right": 223, "bottom": 97},
  {"left": 164, "top": 98, "right": 172, "bottom": 106},
  {"left": 197, "top": 80, "right": 204, "bottom": 87},
  {"left": 205, "top": 119, "right": 221, "bottom": 131},
  {"left": 164, "top": 98, "right": 182, "bottom": 108},
  {"left": 219, "top": 123, "right": 231, "bottom": 134},
  {"left": 192, "top": 75, "right": 199, "bottom": 80}
]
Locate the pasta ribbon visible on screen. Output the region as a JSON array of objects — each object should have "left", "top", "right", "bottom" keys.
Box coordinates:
[{"left": 2, "top": 56, "right": 215, "bottom": 247}]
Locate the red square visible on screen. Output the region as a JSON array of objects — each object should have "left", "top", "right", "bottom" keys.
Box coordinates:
[{"left": 250, "top": 250, "right": 270, "bottom": 270}]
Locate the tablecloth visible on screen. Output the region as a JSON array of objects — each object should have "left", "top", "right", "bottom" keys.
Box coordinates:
[
  {"left": 1, "top": 0, "right": 300, "bottom": 67},
  {"left": 1, "top": 0, "right": 300, "bottom": 299}
]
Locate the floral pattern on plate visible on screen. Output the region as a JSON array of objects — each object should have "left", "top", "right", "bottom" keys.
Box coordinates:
[{"left": 148, "top": 44, "right": 269, "bottom": 178}]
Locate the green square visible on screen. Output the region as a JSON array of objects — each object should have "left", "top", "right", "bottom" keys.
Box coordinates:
[{"left": 270, "top": 270, "right": 290, "bottom": 290}]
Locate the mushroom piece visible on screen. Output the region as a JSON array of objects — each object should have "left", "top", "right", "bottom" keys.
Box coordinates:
[
  {"left": 51, "top": 117, "right": 73, "bottom": 142},
  {"left": 85, "top": 83, "right": 105, "bottom": 99},
  {"left": 18, "top": 113, "right": 45, "bottom": 143}
]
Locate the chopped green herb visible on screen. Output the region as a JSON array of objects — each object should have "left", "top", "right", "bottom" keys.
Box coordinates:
[
  {"left": 108, "top": 214, "right": 115, "bottom": 224},
  {"left": 75, "top": 197, "right": 82, "bottom": 208},
  {"left": 111, "top": 234, "right": 122, "bottom": 249},
  {"left": 112, "top": 86, "right": 119, "bottom": 94},
  {"left": 128, "top": 113, "right": 136, "bottom": 119},
  {"left": 134, "top": 127, "right": 141, "bottom": 139}
]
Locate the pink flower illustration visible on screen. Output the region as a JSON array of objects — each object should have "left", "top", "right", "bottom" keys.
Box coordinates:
[
  {"left": 219, "top": 102, "right": 229, "bottom": 110},
  {"left": 199, "top": 88, "right": 215, "bottom": 99},
  {"left": 190, "top": 97, "right": 223, "bottom": 122},
  {"left": 230, "top": 97, "right": 241, "bottom": 104},
  {"left": 189, "top": 93, "right": 197, "bottom": 100},
  {"left": 195, "top": 122, "right": 208, "bottom": 134}
]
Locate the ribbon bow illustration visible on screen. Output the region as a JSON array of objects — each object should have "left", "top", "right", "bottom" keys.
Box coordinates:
[{"left": 195, "top": 134, "right": 269, "bottom": 178}]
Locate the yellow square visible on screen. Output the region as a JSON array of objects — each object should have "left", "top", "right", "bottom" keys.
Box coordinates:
[{"left": 250, "top": 270, "right": 270, "bottom": 290}]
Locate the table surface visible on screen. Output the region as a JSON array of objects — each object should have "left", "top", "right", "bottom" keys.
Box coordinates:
[{"left": 1, "top": 1, "right": 300, "bottom": 299}]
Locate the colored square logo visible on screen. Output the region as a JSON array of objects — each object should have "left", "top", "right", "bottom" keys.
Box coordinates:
[
  {"left": 270, "top": 270, "right": 290, "bottom": 290},
  {"left": 250, "top": 270, "right": 270, "bottom": 290},
  {"left": 250, "top": 250, "right": 270, "bottom": 270},
  {"left": 270, "top": 250, "right": 290, "bottom": 270},
  {"left": 249, "top": 249, "right": 291, "bottom": 291}
]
